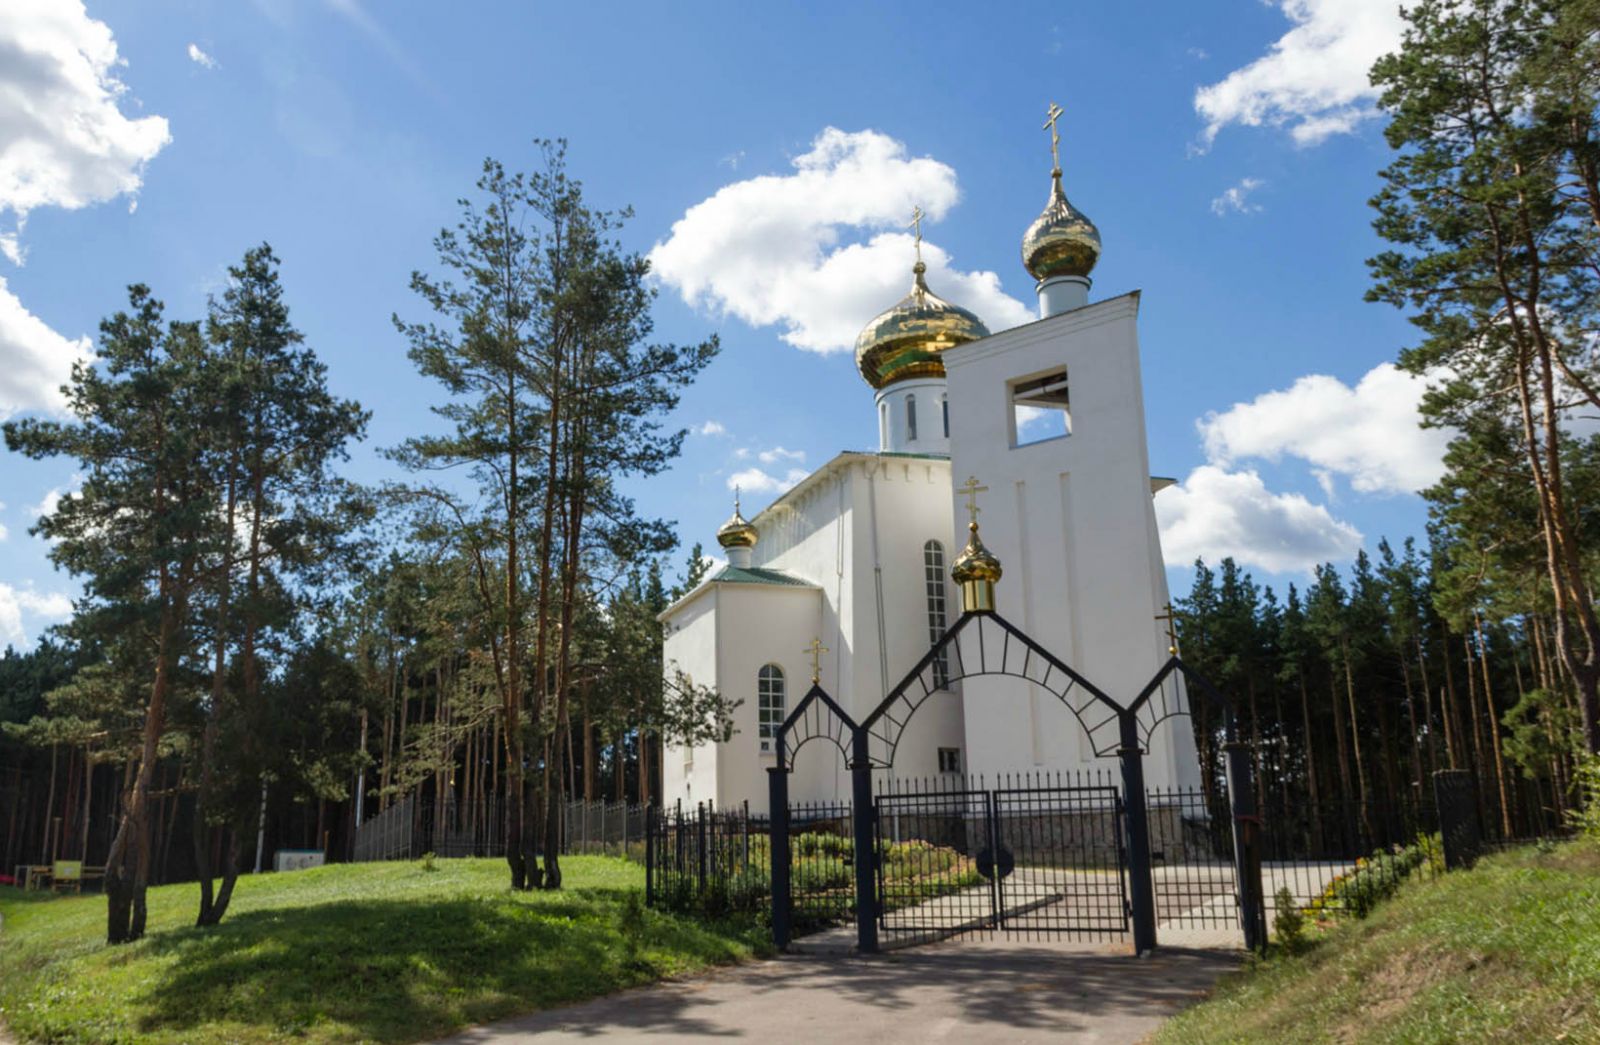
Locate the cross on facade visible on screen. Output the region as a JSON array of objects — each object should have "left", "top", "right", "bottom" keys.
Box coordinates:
[
  {"left": 1043, "top": 101, "right": 1065, "bottom": 172},
  {"left": 804, "top": 637, "right": 829, "bottom": 684},
  {"left": 958, "top": 475, "right": 989, "bottom": 528},
  {"left": 908, "top": 205, "right": 924, "bottom": 266},
  {"left": 1155, "top": 601, "right": 1180, "bottom": 656}
]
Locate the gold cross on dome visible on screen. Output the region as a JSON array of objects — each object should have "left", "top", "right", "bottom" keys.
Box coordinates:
[
  {"left": 1155, "top": 601, "right": 1180, "bottom": 656},
  {"left": 803, "top": 637, "right": 829, "bottom": 684},
  {"left": 908, "top": 205, "right": 925, "bottom": 266},
  {"left": 1043, "top": 101, "right": 1065, "bottom": 172},
  {"left": 958, "top": 475, "right": 989, "bottom": 528}
]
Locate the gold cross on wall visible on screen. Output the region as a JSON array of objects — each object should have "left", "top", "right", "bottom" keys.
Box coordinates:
[
  {"left": 1154, "top": 601, "right": 1180, "bottom": 656},
  {"left": 804, "top": 637, "right": 829, "bottom": 684},
  {"left": 958, "top": 475, "right": 989, "bottom": 528},
  {"left": 1043, "top": 101, "right": 1065, "bottom": 172},
  {"left": 908, "top": 205, "right": 924, "bottom": 266}
]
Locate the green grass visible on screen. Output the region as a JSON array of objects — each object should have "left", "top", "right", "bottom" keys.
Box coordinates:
[
  {"left": 1155, "top": 840, "right": 1600, "bottom": 1044},
  {"left": 0, "top": 856, "right": 767, "bottom": 1045}
]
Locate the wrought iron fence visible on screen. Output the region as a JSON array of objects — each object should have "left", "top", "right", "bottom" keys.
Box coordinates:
[
  {"left": 1145, "top": 785, "right": 1238, "bottom": 931},
  {"left": 788, "top": 800, "right": 855, "bottom": 933},
  {"left": 350, "top": 795, "right": 645, "bottom": 863},
  {"left": 645, "top": 801, "right": 768, "bottom": 917}
]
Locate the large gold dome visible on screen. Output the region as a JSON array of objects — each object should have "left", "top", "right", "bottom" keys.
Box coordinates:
[
  {"left": 855, "top": 263, "right": 991, "bottom": 390},
  {"left": 1021, "top": 170, "right": 1101, "bottom": 282}
]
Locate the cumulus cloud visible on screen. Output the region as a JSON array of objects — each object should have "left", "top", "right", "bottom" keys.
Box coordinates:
[
  {"left": 1199, "top": 363, "right": 1449, "bottom": 495},
  {"left": 0, "top": 1, "right": 171, "bottom": 222},
  {"left": 0, "top": 276, "right": 93, "bottom": 419},
  {"left": 1156, "top": 465, "right": 1364, "bottom": 574},
  {"left": 0, "top": 582, "right": 72, "bottom": 648},
  {"left": 1211, "top": 177, "right": 1265, "bottom": 216},
  {"left": 187, "top": 42, "right": 217, "bottom": 68},
  {"left": 757, "top": 446, "right": 804, "bottom": 465},
  {"left": 0, "top": 501, "right": 8, "bottom": 541},
  {"left": 650, "top": 127, "right": 1033, "bottom": 353},
  {"left": 727, "top": 466, "right": 807, "bottom": 496},
  {"left": 1194, "top": 0, "right": 1404, "bottom": 147}
]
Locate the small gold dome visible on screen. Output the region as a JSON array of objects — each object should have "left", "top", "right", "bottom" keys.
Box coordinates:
[
  {"left": 716, "top": 497, "right": 758, "bottom": 550},
  {"left": 855, "top": 263, "right": 991, "bottom": 391},
  {"left": 1021, "top": 170, "right": 1101, "bottom": 282},
  {"left": 951, "top": 521, "right": 1002, "bottom": 613}
]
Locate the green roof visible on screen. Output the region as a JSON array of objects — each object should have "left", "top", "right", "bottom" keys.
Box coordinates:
[{"left": 711, "top": 566, "right": 815, "bottom": 587}]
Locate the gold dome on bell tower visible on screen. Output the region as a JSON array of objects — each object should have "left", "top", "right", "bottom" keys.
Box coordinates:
[
  {"left": 855, "top": 207, "right": 991, "bottom": 391},
  {"left": 1021, "top": 102, "right": 1101, "bottom": 283}
]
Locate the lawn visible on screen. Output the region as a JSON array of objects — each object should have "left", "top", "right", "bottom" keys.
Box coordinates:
[
  {"left": 0, "top": 856, "right": 767, "bottom": 1044},
  {"left": 1155, "top": 840, "right": 1600, "bottom": 1043}
]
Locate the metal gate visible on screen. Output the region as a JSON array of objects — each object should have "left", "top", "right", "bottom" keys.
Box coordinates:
[{"left": 873, "top": 775, "right": 1131, "bottom": 942}]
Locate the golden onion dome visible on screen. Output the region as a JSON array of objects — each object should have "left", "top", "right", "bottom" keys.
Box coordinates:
[
  {"left": 951, "top": 520, "right": 1002, "bottom": 613},
  {"left": 715, "top": 495, "right": 758, "bottom": 550},
  {"left": 855, "top": 262, "right": 991, "bottom": 391},
  {"left": 1021, "top": 169, "right": 1101, "bottom": 282}
]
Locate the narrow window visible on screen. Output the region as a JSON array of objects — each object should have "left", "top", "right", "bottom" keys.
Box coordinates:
[
  {"left": 941, "top": 395, "right": 949, "bottom": 438},
  {"left": 924, "top": 540, "right": 950, "bottom": 688},
  {"left": 906, "top": 394, "right": 918, "bottom": 442},
  {"left": 1011, "top": 368, "right": 1070, "bottom": 446},
  {"left": 938, "top": 747, "right": 962, "bottom": 774},
  {"left": 758, "top": 664, "right": 786, "bottom": 753},
  {"left": 879, "top": 402, "right": 889, "bottom": 448}
]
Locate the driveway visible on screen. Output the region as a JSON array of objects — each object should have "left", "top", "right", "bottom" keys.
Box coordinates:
[{"left": 441, "top": 939, "right": 1238, "bottom": 1044}]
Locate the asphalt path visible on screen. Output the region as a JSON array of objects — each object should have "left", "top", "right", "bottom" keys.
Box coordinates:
[{"left": 440, "top": 939, "right": 1238, "bottom": 1044}]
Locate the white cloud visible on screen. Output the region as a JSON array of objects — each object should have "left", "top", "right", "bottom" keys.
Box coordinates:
[
  {"left": 1199, "top": 363, "right": 1449, "bottom": 495},
  {"left": 0, "top": 582, "right": 72, "bottom": 648},
  {"left": 0, "top": 501, "right": 8, "bottom": 540},
  {"left": 650, "top": 127, "right": 1033, "bottom": 353},
  {"left": 187, "top": 42, "right": 217, "bottom": 69},
  {"left": 0, "top": 276, "right": 93, "bottom": 419},
  {"left": 757, "top": 446, "right": 804, "bottom": 465},
  {"left": 0, "top": 230, "right": 22, "bottom": 266},
  {"left": 1194, "top": 0, "right": 1404, "bottom": 147},
  {"left": 1210, "top": 177, "right": 1265, "bottom": 216},
  {"left": 727, "top": 466, "right": 807, "bottom": 496},
  {"left": 696, "top": 420, "right": 727, "bottom": 437},
  {"left": 1156, "top": 465, "right": 1363, "bottom": 574},
  {"left": 0, "top": 1, "right": 171, "bottom": 221}
]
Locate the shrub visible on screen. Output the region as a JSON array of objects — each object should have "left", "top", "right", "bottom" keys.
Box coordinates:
[
  {"left": 1568, "top": 752, "right": 1600, "bottom": 842},
  {"left": 1272, "top": 886, "right": 1307, "bottom": 954}
]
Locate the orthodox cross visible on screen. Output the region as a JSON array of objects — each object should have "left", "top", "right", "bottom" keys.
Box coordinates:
[
  {"left": 1043, "top": 101, "right": 1065, "bottom": 172},
  {"left": 804, "top": 637, "right": 829, "bottom": 684},
  {"left": 908, "top": 205, "right": 925, "bottom": 266},
  {"left": 958, "top": 475, "right": 989, "bottom": 528},
  {"left": 1155, "top": 601, "right": 1180, "bottom": 656}
]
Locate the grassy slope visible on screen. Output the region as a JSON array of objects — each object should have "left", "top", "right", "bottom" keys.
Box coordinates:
[
  {"left": 0, "top": 856, "right": 765, "bottom": 1045},
  {"left": 1156, "top": 841, "right": 1600, "bottom": 1044}
]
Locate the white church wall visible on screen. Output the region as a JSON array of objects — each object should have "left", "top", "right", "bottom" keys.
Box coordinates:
[
  {"left": 662, "top": 589, "right": 721, "bottom": 809},
  {"left": 943, "top": 292, "right": 1197, "bottom": 789},
  {"left": 874, "top": 377, "right": 951, "bottom": 455}
]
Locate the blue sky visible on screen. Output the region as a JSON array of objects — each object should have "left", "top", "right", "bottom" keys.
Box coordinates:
[{"left": 0, "top": 0, "right": 1442, "bottom": 647}]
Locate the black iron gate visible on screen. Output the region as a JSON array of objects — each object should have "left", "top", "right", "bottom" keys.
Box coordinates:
[{"left": 873, "top": 774, "right": 1131, "bottom": 942}]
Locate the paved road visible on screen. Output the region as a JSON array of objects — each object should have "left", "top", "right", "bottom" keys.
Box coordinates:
[{"left": 441, "top": 939, "right": 1237, "bottom": 1044}]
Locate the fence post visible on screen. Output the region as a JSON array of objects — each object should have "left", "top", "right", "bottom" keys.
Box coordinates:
[
  {"left": 1117, "top": 712, "right": 1158, "bottom": 955},
  {"left": 1433, "top": 769, "right": 1480, "bottom": 870},
  {"left": 850, "top": 727, "right": 880, "bottom": 955},
  {"left": 644, "top": 804, "right": 656, "bottom": 906},
  {"left": 768, "top": 767, "right": 792, "bottom": 950},
  {"left": 1224, "top": 728, "right": 1266, "bottom": 953},
  {"left": 696, "top": 802, "right": 708, "bottom": 897}
]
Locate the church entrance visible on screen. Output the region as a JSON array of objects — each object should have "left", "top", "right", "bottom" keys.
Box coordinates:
[{"left": 874, "top": 773, "right": 1131, "bottom": 944}]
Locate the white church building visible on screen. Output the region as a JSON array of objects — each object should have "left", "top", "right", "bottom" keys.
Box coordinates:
[{"left": 660, "top": 123, "right": 1202, "bottom": 811}]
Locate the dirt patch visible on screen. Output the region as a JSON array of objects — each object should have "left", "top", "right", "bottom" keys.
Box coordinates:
[{"left": 1331, "top": 944, "right": 1486, "bottom": 1043}]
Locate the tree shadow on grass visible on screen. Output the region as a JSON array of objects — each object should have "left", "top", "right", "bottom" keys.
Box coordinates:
[{"left": 133, "top": 888, "right": 753, "bottom": 1043}]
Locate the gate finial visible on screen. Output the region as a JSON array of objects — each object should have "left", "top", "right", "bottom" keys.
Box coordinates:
[{"left": 952, "top": 476, "right": 1002, "bottom": 613}]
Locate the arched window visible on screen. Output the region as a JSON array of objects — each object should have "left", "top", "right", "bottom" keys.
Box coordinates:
[
  {"left": 879, "top": 401, "right": 889, "bottom": 448},
  {"left": 941, "top": 395, "right": 949, "bottom": 438},
  {"left": 758, "top": 664, "right": 786, "bottom": 752},
  {"left": 924, "top": 540, "right": 950, "bottom": 688},
  {"left": 906, "top": 394, "right": 918, "bottom": 441}
]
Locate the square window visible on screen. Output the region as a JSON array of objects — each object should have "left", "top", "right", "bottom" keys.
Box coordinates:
[
  {"left": 1010, "top": 368, "right": 1070, "bottom": 446},
  {"left": 937, "top": 747, "right": 962, "bottom": 774}
]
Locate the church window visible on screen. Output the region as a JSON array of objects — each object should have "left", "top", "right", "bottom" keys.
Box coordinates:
[
  {"left": 758, "top": 664, "right": 786, "bottom": 753},
  {"left": 941, "top": 395, "right": 949, "bottom": 438},
  {"left": 879, "top": 402, "right": 889, "bottom": 448},
  {"left": 1010, "top": 368, "right": 1070, "bottom": 446},
  {"left": 924, "top": 540, "right": 950, "bottom": 688},
  {"left": 937, "top": 747, "right": 962, "bottom": 774},
  {"left": 906, "top": 394, "right": 918, "bottom": 441}
]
